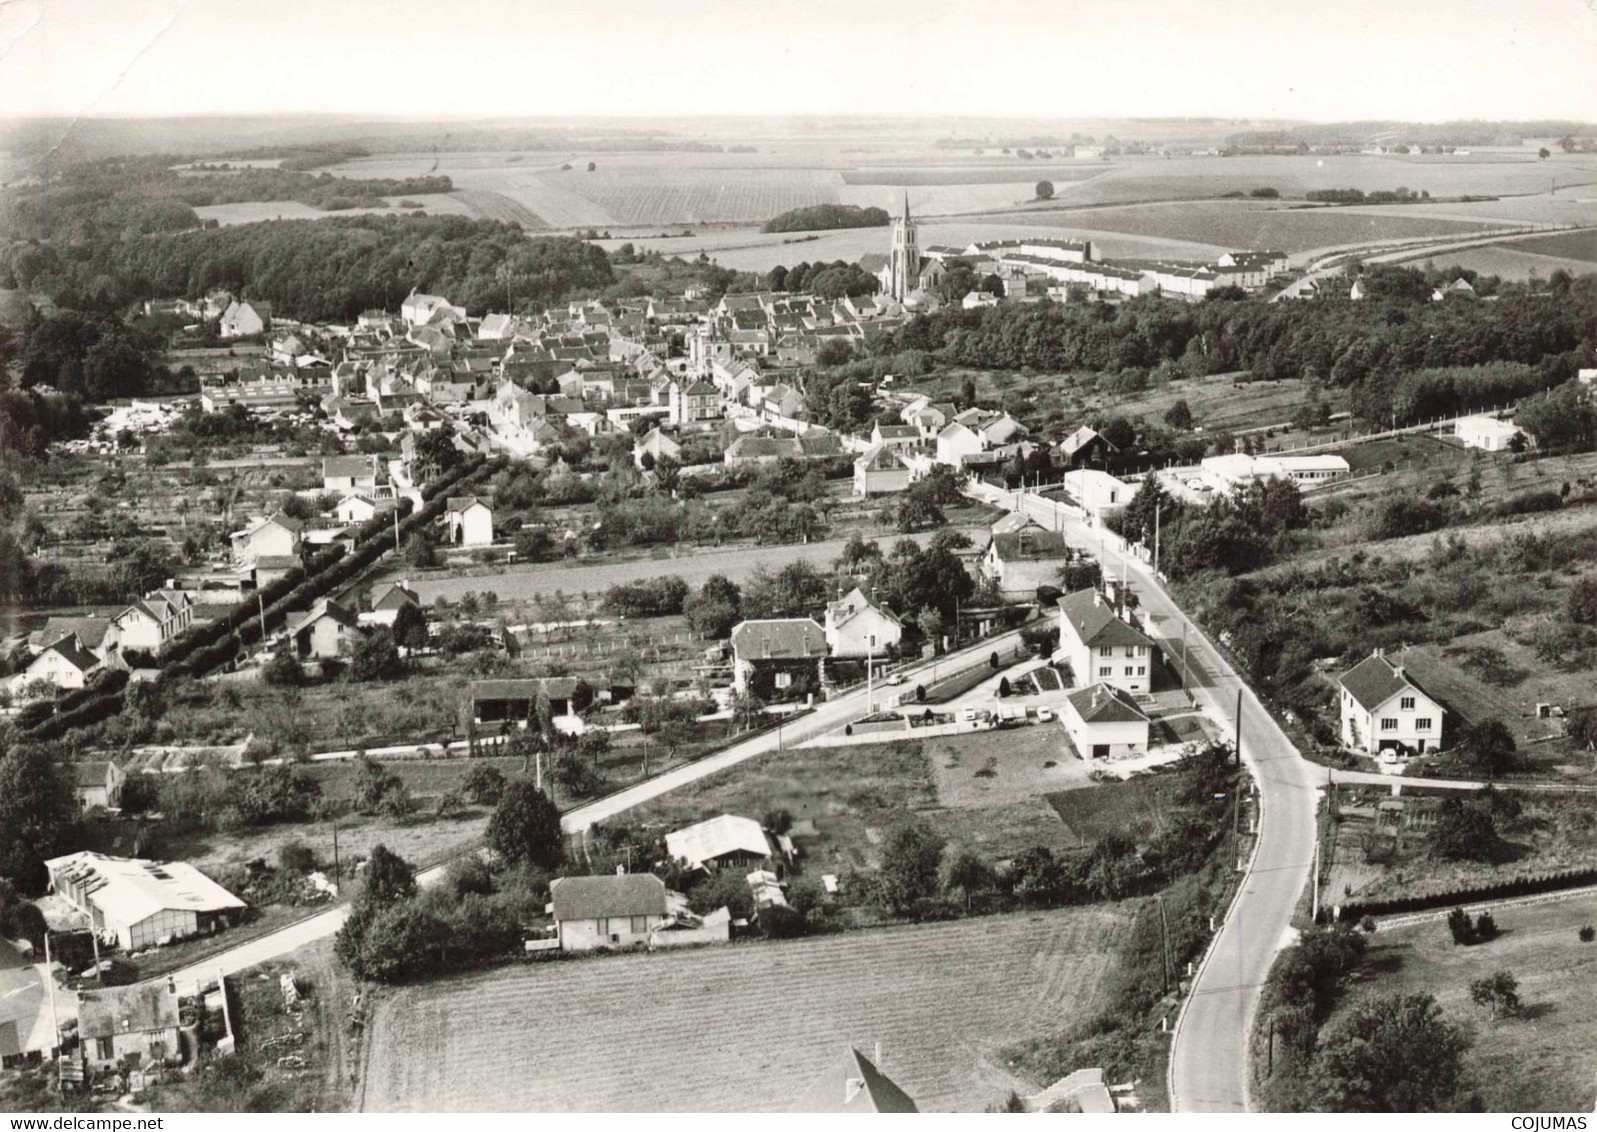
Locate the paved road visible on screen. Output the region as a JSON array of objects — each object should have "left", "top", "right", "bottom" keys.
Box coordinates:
[
  {"left": 157, "top": 619, "right": 1040, "bottom": 994},
  {"left": 394, "top": 526, "right": 985, "bottom": 604},
  {"left": 987, "top": 486, "right": 1319, "bottom": 1112}
]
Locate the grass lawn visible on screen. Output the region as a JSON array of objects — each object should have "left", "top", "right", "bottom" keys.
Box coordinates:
[
  {"left": 361, "top": 906, "right": 1130, "bottom": 1112},
  {"left": 1331, "top": 896, "right": 1597, "bottom": 1111},
  {"left": 1047, "top": 774, "right": 1186, "bottom": 852}
]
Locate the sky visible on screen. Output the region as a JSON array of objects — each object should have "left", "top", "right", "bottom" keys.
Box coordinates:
[{"left": 0, "top": 0, "right": 1594, "bottom": 123}]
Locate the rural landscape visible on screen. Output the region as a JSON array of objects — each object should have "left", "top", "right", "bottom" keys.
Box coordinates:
[{"left": 1, "top": 0, "right": 1596, "bottom": 1119}]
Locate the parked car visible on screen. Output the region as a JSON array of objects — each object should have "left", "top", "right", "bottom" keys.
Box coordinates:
[
  {"left": 1037, "top": 707, "right": 1056, "bottom": 722},
  {"left": 886, "top": 673, "right": 906, "bottom": 686}
]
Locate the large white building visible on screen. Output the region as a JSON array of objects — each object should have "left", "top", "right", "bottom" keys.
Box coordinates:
[
  {"left": 1200, "top": 453, "right": 1349, "bottom": 493},
  {"left": 824, "top": 587, "right": 902, "bottom": 659},
  {"left": 1454, "top": 415, "right": 1523, "bottom": 452},
  {"left": 1061, "top": 682, "right": 1152, "bottom": 760},
  {"left": 1057, "top": 589, "right": 1156, "bottom": 695},
  {"left": 46, "top": 852, "right": 247, "bottom": 951}
]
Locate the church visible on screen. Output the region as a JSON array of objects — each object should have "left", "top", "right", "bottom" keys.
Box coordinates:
[{"left": 859, "top": 194, "right": 945, "bottom": 306}]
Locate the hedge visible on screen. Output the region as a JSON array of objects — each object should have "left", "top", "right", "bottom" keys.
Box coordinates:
[{"left": 1336, "top": 865, "right": 1597, "bottom": 922}]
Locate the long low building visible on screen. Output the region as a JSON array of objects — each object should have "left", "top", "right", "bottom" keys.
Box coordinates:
[
  {"left": 46, "top": 852, "right": 247, "bottom": 951},
  {"left": 1200, "top": 452, "right": 1349, "bottom": 492}
]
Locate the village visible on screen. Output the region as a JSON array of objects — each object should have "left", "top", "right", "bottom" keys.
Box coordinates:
[{"left": 2, "top": 103, "right": 1596, "bottom": 1115}]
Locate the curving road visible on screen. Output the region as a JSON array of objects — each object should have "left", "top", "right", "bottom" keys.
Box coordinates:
[{"left": 984, "top": 485, "right": 1319, "bottom": 1112}]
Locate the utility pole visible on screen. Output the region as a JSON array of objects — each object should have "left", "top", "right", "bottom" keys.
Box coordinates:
[
  {"left": 43, "top": 931, "right": 61, "bottom": 1065},
  {"left": 394, "top": 507, "right": 401, "bottom": 552},
  {"left": 258, "top": 591, "right": 268, "bottom": 643},
  {"left": 867, "top": 634, "right": 875, "bottom": 713},
  {"left": 1153, "top": 502, "right": 1161, "bottom": 580},
  {"left": 1234, "top": 687, "right": 1243, "bottom": 768},
  {"left": 332, "top": 823, "right": 341, "bottom": 889}
]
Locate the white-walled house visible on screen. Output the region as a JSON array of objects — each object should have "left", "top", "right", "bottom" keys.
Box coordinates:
[
  {"left": 824, "top": 587, "right": 902, "bottom": 659},
  {"left": 11, "top": 634, "right": 100, "bottom": 694},
  {"left": 230, "top": 512, "right": 303, "bottom": 567},
  {"left": 1337, "top": 649, "right": 1446, "bottom": 756},
  {"left": 322, "top": 454, "right": 380, "bottom": 495},
  {"left": 1061, "top": 683, "right": 1151, "bottom": 760},
  {"left": 444, "top": 497, "right": 494, "bottom": 547},
  {"left": 1062, "top": 468, "right": 1130, "bottom": 521},
  {"left": 289, "top": 599, "right": 363, "bottom": 660},
  {"left": 1057, "top": 588, "right": 1156, "bottom": 694},
  {"left": 549, "top": 874, "right": 668, "bottom": 952},
  {"left": 935, "top": 421, "right": 986, "bottom": 468},
  {"left": 1454, "top": 415, "right": 1523, "bottom": 452},
  {"left": 981, "top": 528, "right": 1070, "bottom": 600}
]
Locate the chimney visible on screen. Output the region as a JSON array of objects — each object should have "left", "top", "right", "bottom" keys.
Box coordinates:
[{"left": 615, "top": 863, "right": 625, "bottom": 876}]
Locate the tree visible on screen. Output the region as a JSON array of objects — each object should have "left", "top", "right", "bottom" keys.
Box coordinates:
[
  {"left": 486, "top": 780, "right": 564, "bottom": 869},
  {"left": 0, "top": 743, "right": 77, "bottom": 893},
  {"left": 403, "top": 531, "right": 438, "bottom": 568},
  {"left": 1469, "top": 970, "right": 1521, "bottom": 1017},
  {"left": 1463, "top": 718, "right": 1520, "bottom": 776},
  {"left": 945, "top": 849, "right": 996, "bottom": 911},
  {"left": 1306, "top": 993, "right": 1470, "bottom": 1111},
  {"left": 261, "top": 649, "right": 302, "bottom": 687},
  {"left": 894, "top": 489, "right": 943, "bottom": 532},
  {"left": 1428, "top": 797, "right": 1500, "bottom": 862},
  {"left": 959, "top": 376, "right": 978, "bottom": 409},
  {"left": 361, "top": 843, "right": 417, "bottom": 907},
  {"left": 1569, "top": 707, "right": 1597, "bottom": 752},
  {"left": 413, "top": 425, "right": 465, "bottom": 481},
  {"left": 1567, "top": 577, "right": 1597, "bottom": 626},
  {"left": 461, "top": 763, "right": 506, "bottom": 806},
  {"left": 1164, "top": 399, "right": 1194, "bottom": 431},
  {"left": 391, "top": 602, "right": 430, "bottom": 651},
  {"left": 878, "top": 815, "right": 945, "bottom": 916},
  {"left": 1538, "top": 147, "right": 1551, "bottom": 160},
  {"left": 352, "top": 627, "right": 403, "bottom": 681},
  {"left": 1034, "top": 180, "right": 1055, "bottom": 201}
]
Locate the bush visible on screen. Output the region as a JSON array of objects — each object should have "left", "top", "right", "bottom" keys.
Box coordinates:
[
  {"left": 1579, "top": 925, "right": 1595, "bottom": 942},
  {"left": 278, "top": 840, "right": 317, "bottom": 875}
]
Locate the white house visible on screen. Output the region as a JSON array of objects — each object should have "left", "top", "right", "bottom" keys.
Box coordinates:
[
  {"left": 11, "top": 634, "right": 100, "bottom": 694},
  {"left": 367, "top": 581, "right": 421, "bottom": 627},
  {"left": 1061, "top": 682, "right": 1151, "bottom": 760},
  {"left": 1454, "top": 415, "right": 1523, "bottom": 452},
  {"left": 549, "top": 873, "right": 668, "bottom": 952},
  {"left": 1337, "top": 649, "right": 1446, "bottom": 756},
  {"left": 218, "top": 300, "right": 270, "bottom": 339},
  {"left": 77, "top": 982, "right": 183, "bottom": 1072},
  {"left": 107, "top": 590, "right": 194, "bottom": 655},
  {"left": 935, "top": 421, "right": 986, "bottom": 468},
  {"left": 401, "top": 292, "right": 465, "bottom": 328},
  {"left": 322, "top": 454, "right": 380, "bottom": 495},
  {"left": 853, "top": 444, "right": 913, "bottom": 497},
  {"left": 633, "top": 428, "right": 682, "bottom": 470},
  {"left": 1063, "top": 468, "right": 1130, "bottom": 521},
  {"left": 289, "top": 599, "right": 364, "bottom": 660},
  {"left": 444, "top": 496, "right": 494, "bottom": 546},
  {"left": 46, "top": 852, "right": 247, "bottom": 951},
  {"left": 1200, "top": 453, "right": 1349, "bottom": 492},
  {"left": 824, "top": 587, "right": 902, "bottom": 659},
  {"left": 664, "top": 814, "right": 779, "bottom": 873},
  {"left": 1057, "top": 588, "right": 1156, "bottom": 694},
  {"left": 981, "top": 528, "right": 1071, "bottom": 601},
  {"left": 335, "top": 493, "right": 393, "bottom": 525},
  {"left": 230, "top": 511, "right": 303, "bottom": 567},
  {"left": 729, "top": 618, "right": 827, "bottom": 696}
]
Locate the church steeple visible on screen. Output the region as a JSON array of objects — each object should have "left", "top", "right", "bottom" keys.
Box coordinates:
[{"left": 887, "top": 190, "right": 919, "bottom": 302}]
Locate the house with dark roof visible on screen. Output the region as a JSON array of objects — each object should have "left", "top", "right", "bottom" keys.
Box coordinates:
[
  {"left": 77, "top": 981, "right": 181, "bottom": 1071},
  {"left": 982, "top": 528, "right": 1071, "bottom": 601},
  {"left": 1337, "top": 649, "right": 1446, "bottom": 756},
  {"left": 789, "top": 1046, "right": 919, "bottom": 1113},
  {"left": 367, "top": 581, "right": 420, "bottom": 627},
  {"left": 549, "top": 873, "right": 668, "bottom": 952},
  {"left": 289, "top": 599, "right": 363, "bottom": 660},
  {"left": 469, "top": 677, "right": 585, "bottom": 732},
  {"left": 71, "top": 761, "right": 127, "bottom": 812},
  {"left": 10, "top": 633, "right": 101, "bottom": 695},
  {"left": 729, "top": 618, "right": 827, "bottom": 699},
  {"left": 322, "top": 454, "right": 380, "bottom": 495},
  {"left": 852, "top": 443, "right": 913, "bottom": 497},
  {"left": 1061, "top": 683, "right": 1151, "bottom": 760},
  {"left": 824, "top": 588, "right": 901, "bottom": 659},
  {"left": 444, "top": 496, "right": 494, "bottom": 547},
  {"left": 1057, "top": 589, "right": 1156, "bottom": 694}
]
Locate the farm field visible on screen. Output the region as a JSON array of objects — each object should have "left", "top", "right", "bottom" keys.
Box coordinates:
[
  {"left": 1504, "top": 228, "right": 1597, "bottom": 261},
  {"left": 1391, "top": 242, "right": 1597, "bottom": 282},
  {"left": 361, "top": 906, "right": 1131, "bottom": 1112},
  {"left": 1321, "top": 896, "right": 1597, "bottom": 1112},
  {"left": 192, "top": 194, "right": 473, "bottom": 225},
  {"left": 1004, "top": 200, "right": 1497, "bottom": 257},
  {"left": 839, "top": 163, "right": 1106, "bottom": 187}
]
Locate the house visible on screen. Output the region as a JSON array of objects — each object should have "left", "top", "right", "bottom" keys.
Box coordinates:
[
  {"left": 335, "top": 493, "right": 393, "bottom": 525},
  {"left": 1454, "top": 415, "right": 1523, "bottom": 452},
  {"left": 77, "top": 981, "right": 181, "bottom": 1072},
  {"left": 935, "top": 421, "right": 986, "bottom": 468},
  {"left": 852, "top": 443, "right": 912, "bottom": 497},
  {"left": 664, "top": 814, "right": 780, "bottom": 873},
  {"left": 30, "top": 616, "right": 114, "bottom": 661},
  {"left": 367, "top": 581, "right": 420, "bottom": 627},
  {"left": 322, "top": 454, "right": 380, "bottom": 495},
  {"left": 289, "top": 599, "right": 363, "bottom": 660},
  {"left": 1337, "top": 649, "right": 1446, "bottom": 756},
  {"left": 1063, "top": 468, "right": 1131, "bottom": 521},
  {"left": 982, "top": 528, "right": 1071, "bottom": 601},
  {"left": 824, "top": 587, "right": 902, "bottom": 659},
  {"left": 230, "top": 511, "right": 303, "bottom": 567},
  {"left": 218, "top": 300, "right": 270, "bottom": 339},
  {"left": 401, "top": 291, "right": 465, "bottom": 328},
  {"left": 46, "top": 852, "right": 247, "bottom": 951},
  {"left": 870, "top": 422, "right": 921, "bottom": 449},
  {"left": 107, "top": 590, "right": 194, "bottom": 656},
  {"left": 729, "top": 618, "right": 827, "bottom": 697},
  {"left": 470, "top": 678, "right": 584, "bottom": 732},
  {"left": 1200, "top": 453, "right": 1349, "bottom": 492},
  {"left": 0, "top": 964, "right": 72, "bottom": 1067},
  {"left": 71, "top": 761, "right": 127, "bottom": 812},
  {"left": 633, "top": 428, "right": 682, "bottom": 470},
  {"left": 1059, "top": 426, "right": 1118, "bottom": 469},
  {"left": 548, "top": 873, "right": 668, "bottom": 952},
  {"left": 1061, "top": 683, "right": 1151, "bottom": 760},
  {"left": 669, "top": 379, "right": 721, "bottom": 425},
  {"left": 1057, "top": 589, "right": 1156, "bottom": 694},
  {"left": 444, "top": 496, "right": 494, "bottom": 546},
  {"left": 11, "top": 634, "right": 100, "bottom": 694},
  {"left": 789, "top": 1047, "right": 919, "bottom": 1113}
]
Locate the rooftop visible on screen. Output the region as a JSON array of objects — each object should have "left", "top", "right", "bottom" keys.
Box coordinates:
[{"left": 550, "top": 873, "right": 667, "bottom": 922}]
